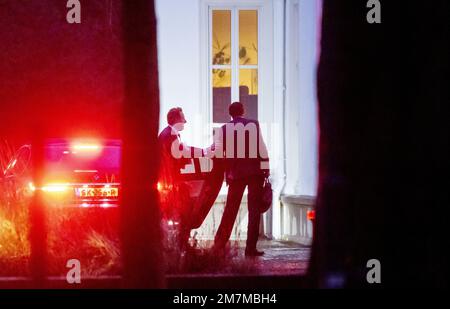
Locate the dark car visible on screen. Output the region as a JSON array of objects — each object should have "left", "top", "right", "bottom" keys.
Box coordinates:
[
  {"left": 1, "top": 139, "right": 121, "bottom": 208},
  {"left": 2, "top": 138, "right": 216, "bottom": 198},
  {"left": 2, "top": 138, "right": 222, "bottom": 230},
  {"left": 39, "top": 139, "right": 121, "bottom": 208}
]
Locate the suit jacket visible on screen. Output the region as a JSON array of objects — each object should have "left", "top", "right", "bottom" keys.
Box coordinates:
[
  {"left": 158, "top": 126, "right": 190, "bottom": 185},
  {"left": 218, "top": 117, "right": 269, "bottom": 182}
]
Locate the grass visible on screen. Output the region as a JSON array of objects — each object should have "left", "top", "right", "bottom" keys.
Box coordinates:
[
  {"left": 1, "top": 202, "right": 258, "bottom": 277},
  {"left": 0, "top": 140, "right": 31, "bottom": 276},
  {"left": 0, "top": 140, "right": 260, "bottom": 278},
  {"left": 180, "top": 243, "right": 259, "bottom": 275},
  {"left": 45, "top": 207, "right": 122, "bottom": 277}
]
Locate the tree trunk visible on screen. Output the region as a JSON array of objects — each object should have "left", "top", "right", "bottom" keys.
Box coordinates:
[
  {"left": 310, "top": 1, "right": 450, "bottom": 288},
  {"left": 120, "top": 0, "right": 164, "bottom": 288}
]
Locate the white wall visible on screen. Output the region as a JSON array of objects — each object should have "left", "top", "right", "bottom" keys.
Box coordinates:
[
  {"left": 297, "top": 0, "right": 320, "bottom": 197},
  {"left": 283, "top": 0, "right": 319, "bottom": 197},
  {"left": 155, "top": 0, "right": 206, "bottom": 148}
]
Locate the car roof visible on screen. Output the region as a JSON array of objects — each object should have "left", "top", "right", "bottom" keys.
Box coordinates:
[{"left": 43, "top": 138, "right": 122, "bottom": 147}]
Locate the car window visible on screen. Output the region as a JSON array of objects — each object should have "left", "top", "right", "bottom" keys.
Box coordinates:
[{"left": 43, "top": 141, "right": 121, "bottom": 183}]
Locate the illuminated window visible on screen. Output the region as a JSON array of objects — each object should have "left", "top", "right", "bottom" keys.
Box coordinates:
[{"left": 211, "top": 8, "right": 259, "bottom": 123}]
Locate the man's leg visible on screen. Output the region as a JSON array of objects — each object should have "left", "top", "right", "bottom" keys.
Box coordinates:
[
  {"left": 173, "top": 182, "right": 193, "bottom": 251},
  {"left": 213, "top": 179, "right": 246, "bottom": 250},
  {"left": 246, "top": 176, "right": 264, "bottom": 253}
]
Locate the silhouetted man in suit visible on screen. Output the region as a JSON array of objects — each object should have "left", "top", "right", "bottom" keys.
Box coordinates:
[
  {"left": 158, "top": 107, "right": 192, "bottom": 249},
  {"left": 158, "top": 107, "right": 190, "bottom": 185},
  {"left": 213, "top": 102, "right": 270, "bottom": 257}
]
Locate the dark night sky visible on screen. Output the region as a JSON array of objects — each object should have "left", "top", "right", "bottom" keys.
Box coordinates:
[{"left": 0, "top": 0, "right": 124, "bottom": 142}]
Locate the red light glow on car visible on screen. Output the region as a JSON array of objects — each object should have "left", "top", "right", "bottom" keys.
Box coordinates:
[
  {"left": 71, "top": 144, "right": 101, "bottom": 151},
  {"left": 41, "top": 183, "right": 70, "bottom": 193}
]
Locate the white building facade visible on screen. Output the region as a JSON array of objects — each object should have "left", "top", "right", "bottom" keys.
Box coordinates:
[{"left": 155, "top": 0, "right": 320, "bottom": 244}]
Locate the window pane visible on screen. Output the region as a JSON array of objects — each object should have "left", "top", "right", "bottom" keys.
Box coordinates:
[
  {"left": 212, "top": 10, "right": 231, "bottom": 66},
  {"left": 239, "top": 10, "right": 258, "bottom": 65},
  {"left": 213, "top": 69, "right": 231, "bottom": 123},
  {"left": 239, "top": 69, "right": 258, "bottom": 120}
]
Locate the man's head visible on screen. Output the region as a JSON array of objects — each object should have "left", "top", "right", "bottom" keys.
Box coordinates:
[
  {"left": 167, "top": 107, "right": 187, "bottom": 131},
  {"left": 229, "top": 102, "right": 245, "bottom": 119}
]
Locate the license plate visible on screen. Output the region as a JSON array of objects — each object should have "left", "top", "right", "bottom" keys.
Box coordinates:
[{"left": 75, "top": 187, "right": 119, "bottom": 198}]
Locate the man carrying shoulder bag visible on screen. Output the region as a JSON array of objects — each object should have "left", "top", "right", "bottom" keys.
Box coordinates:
[{"left": 212, "top": 102, "right": 270, "bottom": 257}]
